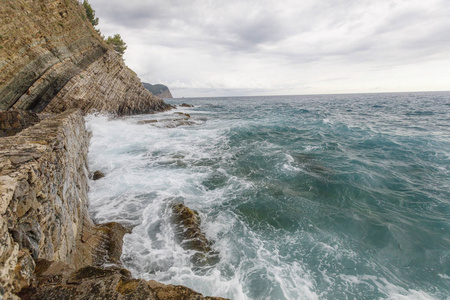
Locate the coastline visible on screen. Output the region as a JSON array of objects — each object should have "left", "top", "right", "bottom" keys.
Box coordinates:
[
  {"left": 0, "top": 109, "right": 225, "bottom": 299},
  {"left": 0, "top": 1, "right": 223, "bottom": 297}
]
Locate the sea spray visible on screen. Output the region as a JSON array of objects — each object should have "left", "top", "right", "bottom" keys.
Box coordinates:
[{"left": 87, "top": 92, "right": 450, "bottom": 299}]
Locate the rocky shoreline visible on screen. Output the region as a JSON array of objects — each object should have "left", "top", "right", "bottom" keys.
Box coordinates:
[
  {"left": 0, "top": 110, "right": 225, "bottom": 299},
  {"left": 0, "top": 0, "right": 225, "bottom": 298}
]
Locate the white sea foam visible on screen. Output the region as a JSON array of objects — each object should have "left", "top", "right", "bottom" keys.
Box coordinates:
[
  {"left": 86, "top": 92, "right": 450, "bottom": 300},
  {"left": 85, "top": 112, "right": 321, "bottom": 300}
]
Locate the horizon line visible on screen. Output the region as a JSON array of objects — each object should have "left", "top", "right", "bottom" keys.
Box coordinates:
[{"left": 169, "top": 89, "right": 450, "bottom": 100}]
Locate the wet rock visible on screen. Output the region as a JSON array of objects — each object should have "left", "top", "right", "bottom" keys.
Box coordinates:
[
  {"left": 173, "top": 112, "right": 191, "bottom": 119},
  {"left": 180, "top": 103, "right": 194, "bottom": 107},
  {"left": 92, "top": 170, "right": 105, "bottom": 180},
  {"left": 0, "top": 110, "right": 40, "bottom": 137},
  {"left": 78, "top": 222, "right": 130, "bottom": 267},
  {"left": 137, "top": 119, "right": 158, "bottom": 125},
  {"left": 19, "top": 265, "right": 226, "bottom": 300},
  {"left": 170, "top": 202, "right": 219, "bottom": 267}
]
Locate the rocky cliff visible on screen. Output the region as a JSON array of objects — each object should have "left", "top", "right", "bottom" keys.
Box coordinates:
[
  {"left": 0, "top": 0, "right": 224, "bottom": 299},
  {"left": 0, "top": 110, "right": 91, "bottom": 298},
  {"left": 0, "top": 0, "right": 170, "bottom": 115},
  {"left": 0, "top": 111, "right": 224, "bottom": 299}
]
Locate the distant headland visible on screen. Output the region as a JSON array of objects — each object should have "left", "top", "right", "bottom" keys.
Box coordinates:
[{"left": 142, "top": 82, "right": 173, "bottom": 99}]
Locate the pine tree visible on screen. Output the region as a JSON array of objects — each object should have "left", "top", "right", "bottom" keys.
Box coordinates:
[
  {"left": 83, "top": 0, "right": 99, "bottom": 26},
  {"left": 106, "top": 34, "right": 127, "bottom": 57}
]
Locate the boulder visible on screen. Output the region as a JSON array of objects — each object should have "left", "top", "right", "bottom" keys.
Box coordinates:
[
  {"left": 92, "top": 170, "right": 105, "bottom": 180},
  {"left": 170, "top": 202, "right": 219, "bottom": 267}
]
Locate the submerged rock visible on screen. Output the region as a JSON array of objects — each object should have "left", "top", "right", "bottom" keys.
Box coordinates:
[
  {"left": 170, "top": 202, "right": 219, "bottom": 267},
  {"left": 173, "top": 112, "right": 191, "bottom": 119},
  {"left": 92, "top": 170, "right": 105, "bottom": 181},
  {"left": 137, "top": 119, "right": 158, "bottom": 125}
]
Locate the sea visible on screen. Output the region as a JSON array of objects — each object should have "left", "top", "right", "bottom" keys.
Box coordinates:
[{"left": 86, "top": 92, "right": 450, "bottom": 300}]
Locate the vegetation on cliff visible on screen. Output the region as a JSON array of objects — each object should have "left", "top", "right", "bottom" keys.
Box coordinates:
[
  {"left": 0, "top": 0, "right": 168, "bottom": 115},
  {"left": 82, "top": 0, "right": 127, "bottom": 57},
  {"left": 82, "top": 0, "right": 98, "bottom": 27},
  {"left": 106, "top": 34, "right": 127, "bottom": 57}
]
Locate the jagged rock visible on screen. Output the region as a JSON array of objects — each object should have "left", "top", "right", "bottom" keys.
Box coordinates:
[
  {"left": 173, "top": 112, "right": 191, "bottom": 119},
  {"left": 0, "top": 110, "right": 40, "bottom": 137},
  {"left": 92, "top": 170, "right": 105, "bottom": 180},
  {"left": 0, "top": 0, "right": 171, "bottom": 116},
  {"left": 180, "top": 103, "right": 194, "bottom": 107},
  {"left": 13, "top": 250, "right": 36, "bottom": 293},
  {"left": 170, "top": 202, "right": 219, "bottom": 267},
  {"left": 43, "top": 50, "right": 172, "bottom": 116},
  {"left": 137, "top": 119, "right": 158, "bottom": 125},
  {"left": 19, "top": 264, "right": 226, "bottom": 300},
  {"left": 0, "top": 1, "right": 225, "bottom": 298},
  {"left": 0, "top": 110, "right": 90, "bottom": 298}
]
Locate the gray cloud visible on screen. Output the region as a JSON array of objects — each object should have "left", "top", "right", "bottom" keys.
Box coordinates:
[{"left": 90, "top": 0, "right": 450, "bottom": 97}]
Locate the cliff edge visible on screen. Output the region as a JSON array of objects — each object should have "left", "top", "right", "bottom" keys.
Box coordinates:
[
  {"left": 0, "top": 0, "right": 170, "bottom": 115},
  {"left": 0, "top": 111, "right": 224, "bottom": 299},
  {"left": 0, "top": 0, "right": 224, "bottom": 299}
]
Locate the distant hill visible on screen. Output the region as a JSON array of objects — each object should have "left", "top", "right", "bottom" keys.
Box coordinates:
[{"left": 142, "top": 82, "right": 173, "bottom": 98}]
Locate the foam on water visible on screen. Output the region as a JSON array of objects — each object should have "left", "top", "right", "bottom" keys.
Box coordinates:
[{"left": 87, "top": 92, "right": 450, "bottom": 300}]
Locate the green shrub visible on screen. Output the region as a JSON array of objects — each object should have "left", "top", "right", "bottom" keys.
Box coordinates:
[
  {"left": 83, "top": 0, "right": 99, "bottom": 26},
  {"left": 106, "top": 34, "right": 127, "bottom": 57}
]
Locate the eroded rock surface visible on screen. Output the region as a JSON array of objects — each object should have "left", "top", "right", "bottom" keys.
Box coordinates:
[
  {"left": 0, "top": 110, "right": 40, "bottom": 137},
  {"left": 171, "top": 202, "right": 219, "bottom": 267},
  {"left": 0, "top": 0, "right": 171, "bottom": 116},
  {"left": 0, "top": 110, "right": 90, "bottom": 298},
  {"left": 19, "top": 264, "right": 225, "bottom": 300},
  {"left": 43, "top": 50, "right": 172, "bottom": 116}
]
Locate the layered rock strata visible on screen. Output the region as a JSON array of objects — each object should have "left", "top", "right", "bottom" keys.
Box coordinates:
[
  {"left": 0, "top": 0, "right": 223, "bottom": 298},
  {"left": 19, "top": 264, "right": 225, "bottom": 300},
  {"left": 0, "top": 111, "right": 224, "bottom": 299},
  {"left": 0, "top": 0, "right": 170, "bottom": 116},
  {"left": 0, "top": 110, "right": 90, "bottom": 298},
  {"left": 43, "top": 50, "right": 171, "bottom": 115}
]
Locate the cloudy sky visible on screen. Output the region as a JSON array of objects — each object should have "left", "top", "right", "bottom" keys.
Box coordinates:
[{"left": 90, "top": 0, "right": 450, "bottom": 98}]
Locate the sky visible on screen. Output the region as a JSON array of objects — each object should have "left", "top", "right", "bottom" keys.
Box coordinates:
[{"left": 89, "top": 0, "right": 450, "bottom": 98}]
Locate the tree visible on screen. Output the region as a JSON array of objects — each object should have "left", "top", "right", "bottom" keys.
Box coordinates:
[
  {"left": 83, "top": 0, "right": 99, "bottom": 27},
  {"left": 106, "top": 34, "right": 127, "bottom": 57}
]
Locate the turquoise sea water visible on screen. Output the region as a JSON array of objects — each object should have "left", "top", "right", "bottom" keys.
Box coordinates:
[{"left": 87, "top": 92, "right": 450, "bottom": 299}]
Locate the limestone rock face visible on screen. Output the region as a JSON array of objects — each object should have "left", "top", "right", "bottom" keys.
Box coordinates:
[
  {"left": 19, "top": 264, "right": 226, "bottom": 300},
  {"left": 0, "top": 0, "right": 106, "bottom": 112},
  {"left": 0, "top": 0, "right": 170, "bottom": 115},
  {"left": 0, "top": 110, "right": 40, "bottom": 137},
  {"left": 0, "top": 110, "right": 90, "bottom": 298},
  {"left": 44, "top": 50, "right": 171, "bottom": 116}
]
